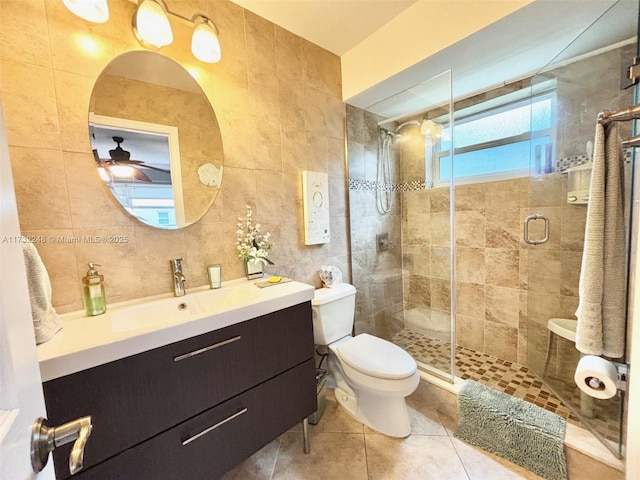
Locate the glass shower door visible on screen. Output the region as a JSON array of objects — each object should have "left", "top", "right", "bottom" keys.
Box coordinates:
[
  {"left": 346, "top": 70, "right": 456, "bottom": 382},
  {"left": 525, "top": 2, "right": 637, "bottom": 456}
]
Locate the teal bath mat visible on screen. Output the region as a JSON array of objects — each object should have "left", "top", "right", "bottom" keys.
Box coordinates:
[{"left": 455, "top": 380, "right": 567, "bottom": 480}]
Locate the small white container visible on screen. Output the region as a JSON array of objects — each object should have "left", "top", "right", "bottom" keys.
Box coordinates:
[{"left": 565, "top": 163, "right": 592, "bottom": 204}]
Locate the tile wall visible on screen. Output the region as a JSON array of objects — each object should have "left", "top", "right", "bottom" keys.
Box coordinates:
[
  {"left": 346, "top": 105, "right": 404, "bottom": 339},
  {"left": 0, "top": 0, "right": 348, "bottom": 313}
]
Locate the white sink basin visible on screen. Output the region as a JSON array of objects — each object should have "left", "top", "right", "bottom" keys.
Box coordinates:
[
  {"left": 37, "top": 277, "right": 315, "bottom": 382},
  {"left": 110, "top": 296, "right": 203, "bottom": 332},
  {"left": 191, "top": 283, "right": 262, "bottom": 312}
]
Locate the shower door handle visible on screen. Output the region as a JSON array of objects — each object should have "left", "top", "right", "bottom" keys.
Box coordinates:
[{"left": 523, "top": 214, "right": 550, "bottom": 245}]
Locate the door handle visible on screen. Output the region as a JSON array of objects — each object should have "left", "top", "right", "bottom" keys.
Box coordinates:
[
  {"left": 523, "top": 214, "right": 550, "bottom": 245},
  {"left": 31, "top": 416, "right": 92, "bottom": 475}
]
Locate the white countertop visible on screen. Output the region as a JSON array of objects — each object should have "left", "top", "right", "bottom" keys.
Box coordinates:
[{"left": 38, "top": 277, "right": 315, "bottom": 382}]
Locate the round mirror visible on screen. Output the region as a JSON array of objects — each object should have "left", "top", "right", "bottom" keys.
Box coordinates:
[{"left": 89, "top": 51, "right": 223, "bottom": 229}]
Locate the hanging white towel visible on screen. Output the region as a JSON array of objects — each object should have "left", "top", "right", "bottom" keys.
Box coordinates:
[
  {"left": 21, "top": 240, "right": 62, "bottom": 344},
  {"left": 575, "top": 123, "right": 626, "bottom": 358}
]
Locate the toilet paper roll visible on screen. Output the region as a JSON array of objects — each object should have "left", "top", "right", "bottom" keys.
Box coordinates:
[{"left": 574, "top": 355, "right": 618, "bottom": 399}]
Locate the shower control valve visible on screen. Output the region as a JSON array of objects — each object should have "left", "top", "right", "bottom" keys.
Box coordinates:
[{"left": 376, "top": 233, "right": 394, "bottom": 252}]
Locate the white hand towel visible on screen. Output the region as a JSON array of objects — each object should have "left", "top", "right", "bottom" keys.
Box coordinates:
[{"left": 21, "top": 240, "right": 62, "bottom": 344}]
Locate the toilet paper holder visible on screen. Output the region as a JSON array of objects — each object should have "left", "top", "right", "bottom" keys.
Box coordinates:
[
  {"left": 586, "top": 361, "right": 629, "bottom": 393},
  {"left": 613, "top": 362, "right": 629, "bottom": 392}
]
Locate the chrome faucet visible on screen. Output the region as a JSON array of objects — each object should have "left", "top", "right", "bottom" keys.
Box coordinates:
[{"left": 170, "top": 258, "right": 186, "bottom": 297}]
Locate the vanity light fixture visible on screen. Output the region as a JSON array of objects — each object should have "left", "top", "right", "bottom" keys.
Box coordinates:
[
  {"left": 132, "top": 0, "right": 222, "bottom": 63},
  {"left": 133, "top": 0, "right": 173, "bottom": 49},
  {"left": 62, "top": 0, "right": 221, "bottom": 63},
  {"left": 63, "top": 0, "right": 109, "bottom": 23}
]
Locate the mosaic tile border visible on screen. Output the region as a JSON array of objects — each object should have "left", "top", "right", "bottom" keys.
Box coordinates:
[
  {"left": 348, "top": 178, "right": 427, "bottom": 193},
  {"left": 557, "top": 148, "right": 632, "bottom": 172}
]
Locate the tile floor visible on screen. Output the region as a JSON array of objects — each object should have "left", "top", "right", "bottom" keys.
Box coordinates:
[{"left": 221, "top": 382, "right": 546, "bottom": 480}]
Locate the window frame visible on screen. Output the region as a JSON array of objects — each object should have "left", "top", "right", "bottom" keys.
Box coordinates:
[{"left": 432, "top": 90, "right": 557, "bottom": 186}]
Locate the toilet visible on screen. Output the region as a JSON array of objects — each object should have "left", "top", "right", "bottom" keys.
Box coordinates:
[{"left": 312, "top": 283, "right": 420, "bottom": 437}]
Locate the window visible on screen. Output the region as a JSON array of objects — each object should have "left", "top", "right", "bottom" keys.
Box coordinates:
[
  {"left": 157, "top": 211, "right": 170, "bottom": 226},
  {"left": 433, "top": 90, "right": 556, "bottom": 185}
]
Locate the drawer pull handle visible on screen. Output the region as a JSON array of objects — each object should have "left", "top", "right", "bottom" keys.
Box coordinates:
[
  {"left": 182, "top": 408, "right": 248, "bottom": 446},
  {"left": 173, "top": 335, "right": 242, "bottom": 362}
]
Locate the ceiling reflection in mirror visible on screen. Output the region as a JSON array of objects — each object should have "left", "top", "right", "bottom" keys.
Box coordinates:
[{"left": 89, "top": 51, "right": 223, "bottom": 229}]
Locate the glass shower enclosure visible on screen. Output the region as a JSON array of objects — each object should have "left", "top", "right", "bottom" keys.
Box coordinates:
[
  {"left": 346, "top": 0, "right": 637, "bottom": 460},
  {"left": 346, "top": 71, "right": 455, "bottom": 381}
]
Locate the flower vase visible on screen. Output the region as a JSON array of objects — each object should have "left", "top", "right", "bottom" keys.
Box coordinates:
[{"left": 244, "top": 260, "right": 263, "bottom": 280}]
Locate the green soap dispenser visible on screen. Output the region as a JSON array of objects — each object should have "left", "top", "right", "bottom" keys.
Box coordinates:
[{"left": 82, "top": 263, "right": 106, "bottom": 316}]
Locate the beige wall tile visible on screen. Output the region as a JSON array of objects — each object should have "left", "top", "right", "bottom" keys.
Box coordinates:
[
  {"left": 63, "top": 151, "right": 134, "bottom": 228},
  {"left": 302, "top": 41, "right": 342, "bottom": 98},
  {"left": 528, "top": 249, "right": 562, "bottom": 294},
  {"left": 484, "top": 320, "right": 518, "bottom": 362},
  {"left": 250, "top": 116, "right": 282, "bottom": 172},
  {"left": 485, "top": 248, "right": 519, "bottom": 287},
  {"left": 244, "top": 10, "right": 276, "bottom": 72},
  {"left": 456, "top": 313, "right": 484, "bottom": 351},
  {"left": 54, "top": 70, "right": 94, "bottom": 153},
  {"left": 456, "top": 247, "right": 485, "bottom": 284},
  {"left": 431, "top": 278, "right": 451, "bottom": 311},
  {"left": 9, "top": 147, "right": 72, "bottom": 230},
  {"left": 430, "top": 212, "right": 451, "bottom": 246},
  {"left": 485, "top": 285, "right": 519, "bottom": 326},
  {"left": 408, "top": 275, "right": 431, "bottom": 308},
  {"left": 455, "top": 183, "right": 486, "bottom": 211},
  {"left": 456, "top": 210, "right": 486, "bottom": 248},
  {"left": 0, "top": 0, "right": 51, "bottom": 68},
  {"left": 1, "top": 59, "right": 60, "bottom": 149},
  {"left": 456, "top": 282, "right": 484, "bottom": 318},
  {"left": 430, "top": 246, "right": 450, "bottom": 280},
  {"left": 71, "top": 225, "right": 140, "bottom": 305}
]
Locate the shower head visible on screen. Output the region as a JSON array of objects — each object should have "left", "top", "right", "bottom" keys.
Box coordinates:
[
  {"left": 394, "top": 120, "right": 421, "bottom": 132},
  {"left": 392, "top": 119, "right": 443, "bottom": 138},
  {"left": 380, "top": 127, "right": 401, "bottom": 138}
]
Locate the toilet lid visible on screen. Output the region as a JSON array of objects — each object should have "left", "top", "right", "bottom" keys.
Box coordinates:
[{"left": 336, "top": 334, "right": 417, "bottom": 380}]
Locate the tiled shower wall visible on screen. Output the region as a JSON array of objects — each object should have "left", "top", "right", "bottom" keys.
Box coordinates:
[
  {"left": 0, "top": 0, "right": 348, "bottom": 313},
  {"left": 346, "top": 105, "right": 404, "bottom": 340}
]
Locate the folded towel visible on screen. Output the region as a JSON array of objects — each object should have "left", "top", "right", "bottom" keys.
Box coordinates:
[
  {"left": 21, "top": 240, "right": 61, "bottom": 344},
  {"left": 575, "top": 123, "right": 626, "bottom": 358}
]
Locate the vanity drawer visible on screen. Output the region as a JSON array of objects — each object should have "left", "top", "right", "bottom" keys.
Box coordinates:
[
  {"left": 74, "top": 358, "right": 316, "bottom": 480},
  {"left": 44, "top": 301, "right": 313, "bottom": 479}
]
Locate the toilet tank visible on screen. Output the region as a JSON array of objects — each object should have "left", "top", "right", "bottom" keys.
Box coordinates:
[{"left": 311, "top": 283, "right": 356, "bottom": 345}]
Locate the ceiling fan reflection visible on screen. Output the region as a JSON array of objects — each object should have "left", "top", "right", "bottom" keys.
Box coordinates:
[{"left": 94, "top": 136, "right": 171, "bottom": 183}]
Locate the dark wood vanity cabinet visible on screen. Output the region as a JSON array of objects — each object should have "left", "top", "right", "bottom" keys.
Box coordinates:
[{"left": 43, "top": 301, "right": 316, "bottom": 480}]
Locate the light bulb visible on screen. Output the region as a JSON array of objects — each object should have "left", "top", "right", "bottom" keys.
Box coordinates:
[
  {"left": 133, "top": 0, "right": 173, "bottom": 48},
  {"left": 191, "top": 18, "right": 221, "bottom": 63},
  {"left": 109, "top": 165, "right": 136, "bottom": 178},
  {"left": 63, "top": 0, "right": 109, "bottom": 23}
]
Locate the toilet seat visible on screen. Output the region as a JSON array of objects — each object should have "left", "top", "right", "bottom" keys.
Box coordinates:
[{"left": 335, "top": 333, "right": 417, "bottom": 380}]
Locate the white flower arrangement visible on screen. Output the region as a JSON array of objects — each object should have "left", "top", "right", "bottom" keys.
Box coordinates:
[{"left": 236, "top": 206, "right": 274, "bottom": 265}]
